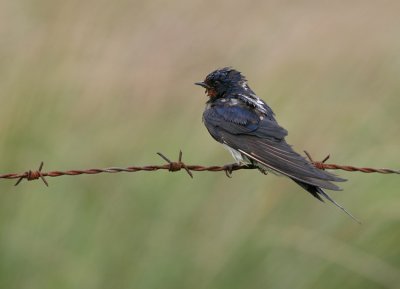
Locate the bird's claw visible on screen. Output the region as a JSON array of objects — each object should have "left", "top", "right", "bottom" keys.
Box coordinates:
[
  {"left": 223, "top": 163, "right": 238, "bottom": 178},
  {"left": 257, "top": 167, "right": 268, "bottom": 175}
]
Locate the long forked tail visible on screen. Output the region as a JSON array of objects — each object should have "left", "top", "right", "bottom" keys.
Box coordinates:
[{"left": 292, "top": 179, "right": 361, "bottom": 224}]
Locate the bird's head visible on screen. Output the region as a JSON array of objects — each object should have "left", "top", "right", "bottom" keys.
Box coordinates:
[{"left": 195, "top": 67, "right": 249, "bottom": 99}]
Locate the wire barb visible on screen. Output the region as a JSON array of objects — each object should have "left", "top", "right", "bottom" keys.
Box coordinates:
[
  {"left": 14, "top": 161, "right": 48, "bottom": 187},
  {"left": 157, "top": 150, "right": 193, "bottom": 178},
  {"left": 304, "top": 150, "right": 330, "bottom": 170}
]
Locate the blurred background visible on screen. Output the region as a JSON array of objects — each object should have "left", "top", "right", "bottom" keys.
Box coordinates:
[{"left": 0, "top": 0, "right": 399, "bottom": 288}]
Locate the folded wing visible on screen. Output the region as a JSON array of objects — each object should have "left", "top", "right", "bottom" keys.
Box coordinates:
[{"left": 203, "top": 103, "right": 346, "bottom": 190}]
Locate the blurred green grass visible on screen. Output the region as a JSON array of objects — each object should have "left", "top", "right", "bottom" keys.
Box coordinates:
[{"left": 0, "top": 0, "right": 399, "bottom": 288}]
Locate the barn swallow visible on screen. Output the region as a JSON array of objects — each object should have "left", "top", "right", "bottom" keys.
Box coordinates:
[{"left": 196, "top": 67, "right": 359, "bottom": 222}]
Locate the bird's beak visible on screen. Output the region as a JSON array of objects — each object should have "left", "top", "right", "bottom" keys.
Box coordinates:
[{"left": 195, "top": 82, "right": 211, "bottom": 89}]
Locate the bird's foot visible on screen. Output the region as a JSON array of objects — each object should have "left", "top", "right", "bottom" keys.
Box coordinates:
[
  {"left": 244, "top": 163, "right": 267, "bottom": 175},
  {"left": 257, "top": 167, "right": 268, "bottom": 175},
  {"left": 223, "top": 163, "right": 238, "bottom": 178},
  {"left": 223, "top": 163, "right": 259, "bottom": 178}
]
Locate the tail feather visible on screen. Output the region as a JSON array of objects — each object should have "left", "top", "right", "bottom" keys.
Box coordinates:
[{"left": 292, "top": 179, "right": 361, "bottom": 224}]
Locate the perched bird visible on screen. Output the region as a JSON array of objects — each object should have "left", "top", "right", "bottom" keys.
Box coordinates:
[{"left": 195, "top": 67, "right": 359, "bottom": 222}]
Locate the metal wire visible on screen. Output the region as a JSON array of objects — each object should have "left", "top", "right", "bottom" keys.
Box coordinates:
[{"left": 0, "top": 150, "right": 398, "bottom": 186}]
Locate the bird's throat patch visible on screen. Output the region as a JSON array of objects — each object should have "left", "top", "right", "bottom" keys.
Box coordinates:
[{"left": 207, "top": 88, "right": 217, "bottom": 98}]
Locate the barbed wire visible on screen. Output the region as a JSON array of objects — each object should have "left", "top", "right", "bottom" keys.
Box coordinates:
[{"left": 0, "top": 150, "right": 398, "bottom": 187}]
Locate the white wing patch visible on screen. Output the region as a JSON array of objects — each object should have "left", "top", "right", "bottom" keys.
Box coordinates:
[
  {"left": 228, "top": 98, "right": 240, "bottom": 105},
  {"left": 237, "top": 93, "right": 269, "bottom": 115}
]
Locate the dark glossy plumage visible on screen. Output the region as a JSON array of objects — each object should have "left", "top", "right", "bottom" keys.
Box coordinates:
[{"left": 196, "top": 67, "right": 358, "bottom": 222}]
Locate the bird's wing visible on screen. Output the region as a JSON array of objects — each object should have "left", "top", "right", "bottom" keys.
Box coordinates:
[
  {"left": 204, "top": 105, "right": 288, "bottom": 139},
  {"left": 203, "top": 105, "right": 346, "bottom": 190}
]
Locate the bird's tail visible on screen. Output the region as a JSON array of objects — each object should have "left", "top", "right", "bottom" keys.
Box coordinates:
[{"left": 291, "top": 179, "right": 361, "bottom": 224}]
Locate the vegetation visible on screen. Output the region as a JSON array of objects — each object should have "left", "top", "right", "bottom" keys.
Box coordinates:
[{"left": 0, "top": 1, "right": 399, "bottom": 288}]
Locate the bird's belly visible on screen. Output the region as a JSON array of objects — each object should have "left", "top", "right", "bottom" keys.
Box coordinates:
[{"left": 223, "top": 144, "right": 247, "bottom": 164}]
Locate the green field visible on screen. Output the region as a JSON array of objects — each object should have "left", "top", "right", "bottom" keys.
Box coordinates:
[{"left": 0, "top": 1, "right": 399, "bottom": 288}]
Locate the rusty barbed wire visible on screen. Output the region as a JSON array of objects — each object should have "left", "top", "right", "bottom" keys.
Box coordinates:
[
  {"left": 303, "top": 151, "right": 400, "bottom": 174},
  {"left": 0, "top": 150, "right": 398, "bottom": 187}
]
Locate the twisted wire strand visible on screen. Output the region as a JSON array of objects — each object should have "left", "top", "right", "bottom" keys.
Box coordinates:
[{"left": 0, "top": 150, "right": 398, "bottom": 187}]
